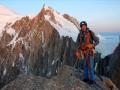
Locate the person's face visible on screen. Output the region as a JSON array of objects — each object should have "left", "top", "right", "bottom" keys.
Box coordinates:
[{"left": 81, "top": 25, "right": 87, "bottom": 32}]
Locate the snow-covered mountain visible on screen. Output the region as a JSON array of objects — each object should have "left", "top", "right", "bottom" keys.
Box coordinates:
[
  {"left": 0, "top": 5, "right": 80, "bottom": 88},
  {"left": 43, "top": 6, "right": 79, "bottom": 41},
  {"left": 5, "top": 5, "right": 80, "bottom": 50},
  {"left": 0, "top": 5, "right": 21, "bottom": 23},
  {"left": 0, "top": 5, "right": 22, "bottom": 37}
]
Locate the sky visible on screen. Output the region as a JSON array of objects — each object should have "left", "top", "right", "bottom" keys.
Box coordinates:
[{"left": 0, "top": 0, "right": 120, "bottom": 32}]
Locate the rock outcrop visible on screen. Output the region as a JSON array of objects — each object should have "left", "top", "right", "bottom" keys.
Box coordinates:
[
  {"left": 97, "top": 43, "right": 120, "bottom": 89},
  {"left": 2, "top": 65, "right": 118, "bottom": 90},
  {"left": 109, "top": 43, "right": 120, "bottom": 89}
]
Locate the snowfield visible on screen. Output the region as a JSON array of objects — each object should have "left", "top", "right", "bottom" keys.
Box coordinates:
[
  {"left": 0, "top": 5, "right": 22, "bottom": 37},
  {"left": 44, "top": 6, "right": 79, "bottom": 42}
]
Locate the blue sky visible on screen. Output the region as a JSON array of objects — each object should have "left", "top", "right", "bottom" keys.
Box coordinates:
[{"left": 0, "top": 0, "right": 120, "bottom": 32}]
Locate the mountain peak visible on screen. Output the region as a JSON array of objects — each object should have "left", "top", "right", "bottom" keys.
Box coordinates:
[
  {"left": 40, "top": 6, "right": 79, "bottom": 41},
  {"left": 43, "top": 5, "right": 54, "bottom": 12},
  {"left": 35, "top": 5, "right": 80, "bottom": 41},
  {"left": 36, "top": 5, "right": 58, "bottom": 20}
]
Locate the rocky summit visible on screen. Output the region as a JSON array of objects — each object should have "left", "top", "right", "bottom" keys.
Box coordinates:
[{"left": 1, "top": 65, "right": 118, "bottom": 90}]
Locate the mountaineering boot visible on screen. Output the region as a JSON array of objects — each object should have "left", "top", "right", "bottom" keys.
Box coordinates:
[
  {"left": 83, "top": 79, "right": 89, "bottom": 83},
  {"left": 88, "top": 80, "right": 94, "bottom": 85}
]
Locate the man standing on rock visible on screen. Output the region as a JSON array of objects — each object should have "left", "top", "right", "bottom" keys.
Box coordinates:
[{"left": 76, "top": 21, "right": 99, "bottom": 84}]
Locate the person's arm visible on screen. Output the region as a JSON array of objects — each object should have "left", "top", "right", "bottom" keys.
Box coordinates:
[
  {"left": 76, "top": 33, "right": 81, "bottom": 48},
  {"left": 91, "top": 31, "right": 99, "bottom": 46}
]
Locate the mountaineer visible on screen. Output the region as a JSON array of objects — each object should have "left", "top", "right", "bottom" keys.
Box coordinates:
[{"left": 76, "top": 21, "right": 99, "bottom": 84}]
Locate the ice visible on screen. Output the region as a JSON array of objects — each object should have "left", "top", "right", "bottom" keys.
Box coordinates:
[
  {"left": 6, "top": 28, "right": 16, "bottom": 36},
  {"left": 7, "top": 32, "right": 19, "bottom": 49}
]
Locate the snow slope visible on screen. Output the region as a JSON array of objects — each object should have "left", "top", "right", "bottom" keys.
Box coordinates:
[
  {"left": 44, "top": 6, "right": 79, "bottom": 42},
  {"left": 0, "top": 5, "right": 17, "bottom": 15},
  {"left": 0, "top": 5, "right": 22, "bottom": 37}
]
